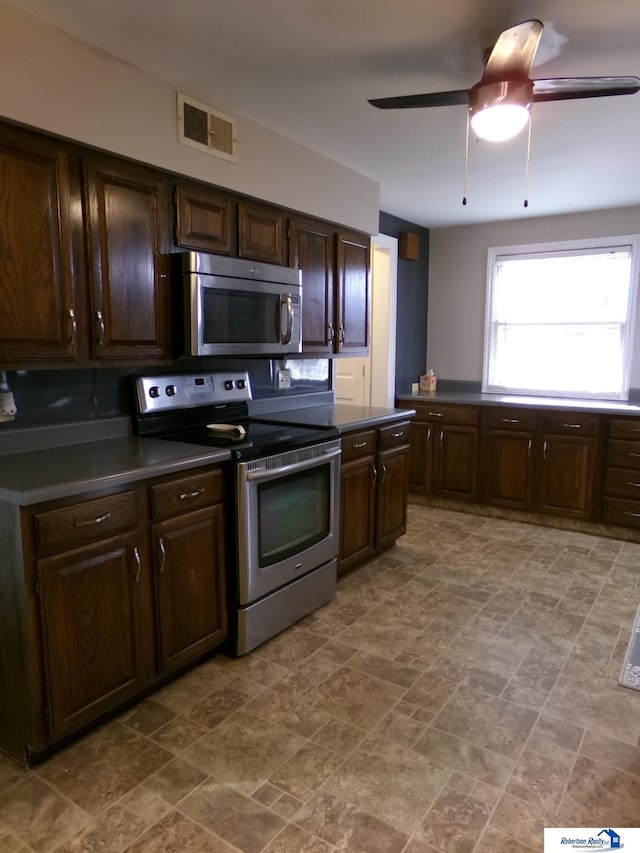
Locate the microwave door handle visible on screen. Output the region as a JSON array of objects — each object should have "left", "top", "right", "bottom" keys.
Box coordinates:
[{"left": 280, "top": 293, "right": 293, "bottom": 344}]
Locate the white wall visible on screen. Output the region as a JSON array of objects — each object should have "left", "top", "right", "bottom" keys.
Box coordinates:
[
  {"left": 428, "top": 205, "right": 640, "bottom": 383},
  {"left": 0, "top": 3, "right": 379, "bottom": 234}
]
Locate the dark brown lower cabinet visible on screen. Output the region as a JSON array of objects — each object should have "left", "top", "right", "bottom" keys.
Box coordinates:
[
  {"left": 1, "top": 464, "right": 228, "bottom": 766},
  {"left": 539, "top": 434, "right": 598, "bottom": 518},
  {"left": 481, "top": 429, "right": 534, "bottom": 510},
  {"left": 339, "top": 420, "right": 411, "bottom": 573},
  {"left": 153, "top": 504, "right": 227, "bottom": 673},
  {"left": 39, "top": 532, "right": 150, "bottom": 740}
]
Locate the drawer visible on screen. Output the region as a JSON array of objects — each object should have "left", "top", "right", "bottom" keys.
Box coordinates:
[
  {"left": 150, "top": 468, "right": 223, "bottom": 521},
  {"left": 602, "top": 496, "right": 640, "bottom": 529},
  {"left": 485, "top": 408, "right": 536, "bottom": 431},
  {"left": 540, "top": 411, "right": 601, "bottom": 438},
  {"left": 341, "top": 429, "right": 378, "bottom": 461},
  {"left": 378, "top": 420, "right": 411, "bottom": 451},
  {"left": 608, "top": 418, "right": 640, "bottom": 441},
  {"left": 413, "top": 403, "right": 479, "bottom": 426},
  {"left": 607, "top": 440, "right": 640, "bottom": 471},
  {"left": 604, "top": 467, "right": 640, "bottom": 499},
  {"left": 35, "top": 490, "right": 138, "bottom": 554}
]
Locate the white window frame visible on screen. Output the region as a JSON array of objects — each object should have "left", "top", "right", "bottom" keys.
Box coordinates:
[{"left": 482, "top": 235, "right": 640, "bottom": 401}]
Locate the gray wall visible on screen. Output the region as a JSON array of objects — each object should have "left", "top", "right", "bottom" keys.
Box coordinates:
[
  {"left": 428, "top": 205, "right": 640, "bottom": 383},
  {"left": 379, "top": 212, "right": 429, "bottom": 395}
]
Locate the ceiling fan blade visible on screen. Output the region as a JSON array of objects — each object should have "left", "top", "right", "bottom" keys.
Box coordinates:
[
  {"left": 368, "top": 90, "right": 470, "bottom": 109},
  {"left": 482, "top": 19, "right": 544, "bottom": 82},
  {"left": 532, "top": 76, "right": 640, "bottom": 102}
]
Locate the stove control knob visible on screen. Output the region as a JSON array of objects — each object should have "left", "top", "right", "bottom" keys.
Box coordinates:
[
  {"left": 148, "top": 386, "right": 160, "bottom": 399},
  {"left": 165, "top": 384, "right": 177, "bottom": 397},
  {"left": 237, "top": 379, "right": 246, "bottom": 390},
  {"left": 224, "top": 380, "right": 234, "bottom": 391}
]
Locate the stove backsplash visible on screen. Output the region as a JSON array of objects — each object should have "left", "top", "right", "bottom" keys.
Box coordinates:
[{"left": 0, "top": 358, "right": 331, "bottom": 430}]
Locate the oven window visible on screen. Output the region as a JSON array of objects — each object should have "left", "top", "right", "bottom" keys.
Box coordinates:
[
  {"left": 257, "top": 465, "right": 330, "bottom": 567},
  {"left": 203, "top": 288, "right": 280, "bottom": 344}
]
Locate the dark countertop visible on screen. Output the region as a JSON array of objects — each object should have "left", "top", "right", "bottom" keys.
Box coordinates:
[
  {"left": 396, "top": 390, "right": 640, "bottom": 416},
  {"left": 257, "top": 403, "right": 415, "bottom": 432},
  {"left": 0, "top": 422, "right": 230, "bottom": 506}
]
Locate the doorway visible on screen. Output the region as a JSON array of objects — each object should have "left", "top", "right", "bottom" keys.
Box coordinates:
[{"left": 334, "top": 233, "right": 398, "bottom": 407}]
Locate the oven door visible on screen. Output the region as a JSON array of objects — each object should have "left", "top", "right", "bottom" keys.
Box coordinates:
[{"left": 236, "top": 439, "right": 341, "bottom": 604}]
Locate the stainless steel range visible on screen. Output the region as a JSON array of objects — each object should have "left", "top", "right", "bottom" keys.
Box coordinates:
[{"left": 133, "top": 371, "right": 340, "bottom": 655}]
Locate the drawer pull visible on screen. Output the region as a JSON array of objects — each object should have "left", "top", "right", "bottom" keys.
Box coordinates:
[
  {"left": 158, "top": 538, "right": 166, "bottom": 573},
  {"left": 632, "top": 428, "right": 640, "bottom": 433},
  {"left": 629, "top": 453, "right": 640, "bottom": 458},
  {"left": 75, "top": 511, "right": 111, "bottom": 528},
  {"left": 133, "top": 547, "right": 142, "bottom": 582},
  {"left": 626, "top": 482, "right": 640, "bottom": 488},
  {"left": 501, "top": 418, "right": 520, "bottom": 424},
  {"left": 428, "top": 412, "right": 445, "bottom": 418},
  {"left": 561, "top": 423, "right": 582, "bottom": 429},
  {"left": 391, "top": 431, "right": 404, "bottom": 438},
  {"left": 352, "top": 441, "right": 368, "bottom": 449},
  {"left": 179, "top": 488, "right": 205, "bottom": 500},
  {"left": 624, "top": 511, "right": 640, "bottom": 518}
]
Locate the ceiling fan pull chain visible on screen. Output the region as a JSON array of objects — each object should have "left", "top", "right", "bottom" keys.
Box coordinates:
[
  {"left": 462, "top": 108, "right": 470, "bottom": 206},
  {"left": 523, "top": 114, "right": 533, "bottom": 208}
]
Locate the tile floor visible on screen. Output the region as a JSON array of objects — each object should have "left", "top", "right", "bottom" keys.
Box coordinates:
[{"left": 2, "top": 503, "right": 640, "bottom": 852}]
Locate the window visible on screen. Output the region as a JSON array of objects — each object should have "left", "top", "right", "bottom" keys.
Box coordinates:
[{"left": 483, "top": 237, "right": 640, "bottom": 400}]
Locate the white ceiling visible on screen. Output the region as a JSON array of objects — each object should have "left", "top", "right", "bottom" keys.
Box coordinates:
[{"left": 6, "top": 0, "right": 640, "bottom": 228}]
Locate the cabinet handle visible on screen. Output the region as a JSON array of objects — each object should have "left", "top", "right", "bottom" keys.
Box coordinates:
[
  {"left": 428, "top": 412, "right": 445, "bottom": 418},
  {"left": 158, "top": 538, "right": 166, "bottom": 573},
  {"left": 624, "top": 511, "right": 640, "bottom": 518},
  {"left": 372, "top": 465, "right": 378, "bottom": 487},
  {"left": 543, "top": 440, "right": 548, "bottom": 460},
  {"left": 352, "top": 441, "right": 368, "bottom": 450},
  {"left": 179, "top": 487, "right": 205, "bottom": 500},
  {"left": 96, "top": 310, "right": 106, "bottom": 347},
  {"left": 391, "top": 431, "right": 404, "bottom": 439},
  {"left": 381, "top": 462, "right": 387, "bottom": 484},
  {"left": 625, "top": 481, "right": 640, "bottom": 488},
  {"left": 68, "top": 308, "right": 77, "bottom": 346},
  {"left": 75, "top": 511, "right": 111, "bottom": 528},
  {"left": 561, "top": 423, "right": 581, "bottom": 429},
  {"left": 528, "top": 439, "right": 532, "bottom": 457},
  {"left": 133, "top": 547, "right": 142, "bottom": 582},
  {"left": 440, "top": 430, "right": 444, "bottom": 448},
  {"left": 629, "top": 453, "right": 640, "bottom": 458},
  {"left": 328, "top": 323, "right": 335, "bottom": 343},
  {"left": 501, "top": 418, "right": 520, "bottom": 424},
  {"left": 632, "top": 428, "right": 640, "bottom": 433},
  {"left": 426, "top": 427, "right": 432, "bottom": 445}
]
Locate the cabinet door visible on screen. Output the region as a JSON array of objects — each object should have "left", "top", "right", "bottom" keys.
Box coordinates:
[
  {"left": 289, "top": 217, "right": 335, "bottom": 354},
  {"left": 238, "top": 201, "right": 286, "bottom": 264},
  {"left": 0, "top": 128, "right": 77, "bottom": 361},
  {"left": 154, "top": 505, "right": 228, "bottom": 673},
  {"left": 481, "top": 429, "right": 534, "bottom": 510},
  {"left": 84, "top": 155, "right": 170, "bottom": 359},
  {"left": 38, "top": 532, "right": 147, "bottom": 739},
  {"left": 407, "top": 422, "right": 433, "bottom": 493},
  {"left": 434, "top": 425, "right": 479, "bottom": 501},
  {"left": 339, "top": 456, "right": 377, "bottom": 572},
  {"left": 539, "top": 435, "right": 598, "bottom": 519},
  {"left": 336, "top": 230, "right": 370, "bottom": 355},
  {"left": 175, "top": 181, "right": 234, "bottom": 254},
  {"left": 377, "top": 446, "right": 410, "bottom": 549}
]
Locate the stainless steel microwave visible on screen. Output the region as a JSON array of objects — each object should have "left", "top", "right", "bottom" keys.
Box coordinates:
[{"left": 182, "top": 252, "right": 302, "bottom": 356}]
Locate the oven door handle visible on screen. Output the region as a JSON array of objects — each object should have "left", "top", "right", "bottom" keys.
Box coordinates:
[
  {"left": 280, "top": 293, "right": 293, "bottom": 344},
  {"left": 244, "top": 446, "right": 341, "bottom": 482}
]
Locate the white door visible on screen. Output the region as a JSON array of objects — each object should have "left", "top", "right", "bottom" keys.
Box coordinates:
[{"left": 334, "top": 234, "right": 398, "bottom": 407}]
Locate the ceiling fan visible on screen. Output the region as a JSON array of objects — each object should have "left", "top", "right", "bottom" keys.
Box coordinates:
[{"left": 369, "top": 19, "right": 640, "bottom": 141}]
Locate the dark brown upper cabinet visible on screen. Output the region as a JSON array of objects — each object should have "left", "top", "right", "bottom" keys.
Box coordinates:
[
  {"left": 238, "top": 201, "right": 286, "bottom": 264},
  {"left": 83, "top": 154, "right": 170, "bottom": 360},
  {"left": 289, "top": 216, "right": 335, "bottom": 354},
  {"left": 0, "top": 126, "right": 77, "bottom": 362},
  {"left": 175, "top": 180, "right": 235, "bottom": 254},
  {"left": 336, "top": 229, "right": 370, "bottom": 355}
]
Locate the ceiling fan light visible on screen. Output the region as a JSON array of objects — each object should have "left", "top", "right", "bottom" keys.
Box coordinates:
[{"left": 470, "top": 103, "right": 530, "bottom": 141}]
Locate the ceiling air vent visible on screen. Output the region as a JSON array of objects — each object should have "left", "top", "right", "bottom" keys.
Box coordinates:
[{"left": 177, "top": 93, "right": 237, "bottom": 162}]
